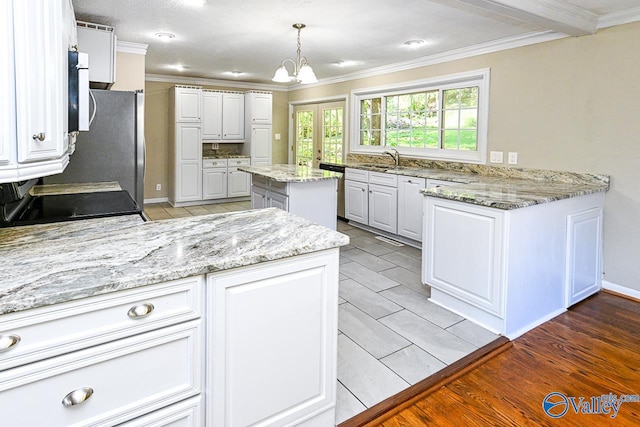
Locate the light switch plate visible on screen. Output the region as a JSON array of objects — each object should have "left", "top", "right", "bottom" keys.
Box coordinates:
[
  {"left": 508, "top": 152, "right": 518, "bottom": 165},
  {"left": 275, "top": 133, "right": 281, "bottom": 140},
  {"left": 490, "top": 151, "right": 504, "bottom": 163}
]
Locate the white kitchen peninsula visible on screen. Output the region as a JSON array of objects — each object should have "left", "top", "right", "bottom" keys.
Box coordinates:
[
  {"left": 0, "top": 209, "right": 348, "bottom": 426},
  {"left": 240, "top": 164, "right": 342, "bottom": 230}
]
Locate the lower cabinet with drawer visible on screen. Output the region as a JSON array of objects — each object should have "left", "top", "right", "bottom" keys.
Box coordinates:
[{"left": 0, "top": 276, "right": 205, "bottom": 426}]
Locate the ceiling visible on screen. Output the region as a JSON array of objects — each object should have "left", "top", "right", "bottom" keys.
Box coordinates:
[{"left": 71, "top": 0, "right": 640, "bottom": 87}]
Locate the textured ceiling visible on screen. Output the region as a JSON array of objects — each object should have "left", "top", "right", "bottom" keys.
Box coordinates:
[{"left": 71, "top": 0, "right": 640, "bottom": 86}]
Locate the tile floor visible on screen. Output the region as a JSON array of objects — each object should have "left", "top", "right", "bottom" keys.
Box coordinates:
[{"left": 143, "top": 201, "right": 501, "bottom": 425}]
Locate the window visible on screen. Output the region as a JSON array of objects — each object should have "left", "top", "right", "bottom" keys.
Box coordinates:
[{"left": 351, "top": 69, "right": 489, "bottom": 163}]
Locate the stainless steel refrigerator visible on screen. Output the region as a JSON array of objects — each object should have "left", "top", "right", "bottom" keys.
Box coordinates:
[{"left": 45, "top": 89, "right": 145, "bottom": 207}]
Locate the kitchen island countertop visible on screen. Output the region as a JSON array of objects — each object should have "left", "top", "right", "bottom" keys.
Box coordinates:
[
  {"left": 0, "top": 208, "right": 349, "bottom": 315},
  {"left": 239, "top": 164, "right": 342, "bottom": 182}
]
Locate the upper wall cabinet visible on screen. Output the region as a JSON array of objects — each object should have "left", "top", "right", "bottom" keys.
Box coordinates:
[
  {"left": 201, "top": 90, "right": 245, "bottom": 142},
  {"left": 174, "top": 86, "right": 202, "bottom": 122},
  {"left": 1, "top": 0, "right": 75, "bottom": 183},
  {"left": 201, "top": 90, "right": 222, "bottom": 139},
  {"left": 245, "top": 92, "right": 272, "bottom": 125}
]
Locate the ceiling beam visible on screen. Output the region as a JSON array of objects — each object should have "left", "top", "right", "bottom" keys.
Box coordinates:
[{"left": 451, "top": 0, "right": 598, "bottom": 36}]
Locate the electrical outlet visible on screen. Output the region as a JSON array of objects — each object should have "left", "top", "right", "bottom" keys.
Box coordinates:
[
  {"left": 156, "top": 184, "right": 161, "bottom": 191},
  {"left": 508, "top": 152, "right": 518, "bottom": 165},
  {"left": 489, "top": 151, "right": 504, "bottom": 163}
]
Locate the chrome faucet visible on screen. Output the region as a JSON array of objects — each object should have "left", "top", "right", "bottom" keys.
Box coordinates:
[{"left": 383, "top": 149, "right": 400, "bottom": 167}]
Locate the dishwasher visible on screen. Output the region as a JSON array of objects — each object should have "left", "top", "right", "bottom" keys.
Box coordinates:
[{"left": 318, "top": 162, "right": 346, "bottom": 220}]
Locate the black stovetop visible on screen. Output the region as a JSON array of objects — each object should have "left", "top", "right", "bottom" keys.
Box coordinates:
[{"left": 1, "top": 190, "right": 143, "bottom": 227}]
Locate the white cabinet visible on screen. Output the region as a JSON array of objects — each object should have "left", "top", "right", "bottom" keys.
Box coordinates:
[
  {"left": 1, "top": 0, "right": 74, "bottom": 183},
  {"left": 250, "top": 184, "right": 268, "bottom": 209},
  {"left": 201, "top": 91, "right": 222, "bottom": 139},
  {"left": 174, "top": 87, "right": 201, "bottom": 122},
  {"left": 242, "top": 92, "right": 273, "bottom": 165},
  {"left": 0, "top": 276, "right": 205, "bottom": 426},
  {"left": 221, "top": 92, "right": 245, "bottom": 141},
  {"left": 565, "top": 207, "right": 603, "bottom": 306},
  {"left": 397, "top": 176, "right": 426, "bottom": 241},
  {"left": 423, "top": 192, "right": 606, "bottom": 338},
  {"left": 345, "top": 168, "right": 397, "bottom": 234},
  {"left": 202, "top": 91, "right": 245, "bottom": 142},
  {"left": 202, "top": 167, "right": 227, "bottom": 199},
  {"left": 245, "top": 91, "right": 273, "bottom": 125},
  {"left": 120, "top": 396, "right": 204, "bottom": 427},
  {"left": 202, "top": 158, "right": 250, "bottom": 200},
  {"left": 207, "top": 250, "right": 339, "bottom": 427},
  {"left": 170, "top": 123, "right": 202, "bottom": 204}
]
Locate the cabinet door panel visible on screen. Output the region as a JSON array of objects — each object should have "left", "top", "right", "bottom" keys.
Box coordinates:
[
  {"left": 566, "top": 208, "right": 602, "bottom": 306},
  {"left": 397, "top": 177, "right": 426, "bottom": 241},
  {"left": 248, "top": 93, "right": 272, "bottom": 124},
  {"left": 178, "top": 163, "right": 201, "bottom": 201},
  {"left": 345, "top": 180, "right": 368, "bottom": 224},
  {"left": 221, "top": 94, "right": 244, "bottom": 140},
  {"left": 268, "top": 191, "right": 288, "bottom": 211},
  {"left": 250, "top": 185, "right": 267, "bottom": 209},
  {"left": 227, "top": 168, "right": 250, "bottom": 197},
  {"left": 14, "top": 0, "right": 64, "bottom": 162},
  {"left": 368, "top": 184, "right": 397, "bottom": 233},
  {"left": 202, "top": 168, "right": 227, "bottom": 200},
  {"left": 176, "top": 89, "right": 201, "bottom": 122},
  {"left": 250, "top": 126, "right": 272, "bottom": 165},
  {"left": 201, "top": 92, "right": 222, "bottom": 139},
  {"left": 177, "top": 125, "right": 200, "bottom": 162},
  {"left": 0, "top": 0, "right": 15, "bottom": 167}
]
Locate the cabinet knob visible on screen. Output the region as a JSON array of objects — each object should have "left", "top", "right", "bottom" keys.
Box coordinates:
[
  {"left": 32, "top": 133, "right": 46, "bottom": 141},
  {"left": 62, "top": 387, "right": 94, "bottom": 407},
  {"left": 127, "top": 303, "right": 155, "bottom": 319},
  {"left": 0, "top": 334, "right": 21, "bottom": 352},
  {"left": 369, "top": 190, "right": 372, "bottom": 193}
]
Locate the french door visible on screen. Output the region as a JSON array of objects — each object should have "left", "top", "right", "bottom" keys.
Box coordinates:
[{"left": 293, "top": 101, "right": 344, "bottom": 168}]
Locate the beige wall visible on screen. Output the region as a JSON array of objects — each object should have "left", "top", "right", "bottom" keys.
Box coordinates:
[
  {"left": 143, "top": 81, "right": 289, "bottom": 199},
  {"left": 111, "top": 52, "right": 145, "bottom": 91},
  {"left": 289, "top": 22, "right": 640, "bottom": 293}
]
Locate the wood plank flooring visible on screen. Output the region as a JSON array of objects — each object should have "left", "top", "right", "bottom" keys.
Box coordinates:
[{"left": 348, "top": 292, "right": 640, "bottom": 426}]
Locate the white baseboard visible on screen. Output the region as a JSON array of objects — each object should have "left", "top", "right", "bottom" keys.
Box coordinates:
[
  {"left": 144, "top": 197, "right": 169, "bottom": 204},
  {"left": 602, "top": 280, "right": 640, "bottom": 300}
]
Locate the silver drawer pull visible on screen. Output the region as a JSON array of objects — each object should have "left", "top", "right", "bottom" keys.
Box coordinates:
[
  {"left": 127, "top": 303, "right": 155, "bottom": 319},
  {"left": 32, "top": 132, "right": 46, "bottom": 141},
  {"left": 62, "top": 387, "right": 93, "bottom": 407},
  {"left": 0, "top": 334, "right": 21, "bottom": 352}
]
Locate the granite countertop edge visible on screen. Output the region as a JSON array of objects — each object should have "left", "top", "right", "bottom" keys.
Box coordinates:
[
  {"left": 239, "top": 165, "right": 341, "bottom": 182},
  {"left": 0, "top": 208, "right": 349, "bottom": 316}
]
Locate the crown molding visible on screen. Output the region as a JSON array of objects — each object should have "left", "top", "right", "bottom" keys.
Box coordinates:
[
  {"left": 145, "top": 73, "right": 287, "bottom": 91},
  {"left": 300, "top": 30, "right": 565, "bottom": 90},
  {"left": 117, "top": 41, "right": 148, "bottom": 55},
  {"left": 597, "top": 6, "right": 640, "bottom": 29}
]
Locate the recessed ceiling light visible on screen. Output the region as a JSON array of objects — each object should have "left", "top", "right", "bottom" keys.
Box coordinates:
[
  {"left": 335, "top": 60, "right": 357, "bottom": 67},
  {"left": 167, "top": 64, "right": 185, "bottom": 72},
  {"left": 155, "top": 32, "right": 175, "bottom": 41},
  {"left": 403, "top": 39, "right": 425, "bottom": 48},
  {"left": 183, "top": 0, "right": 206, "bottom": 5},
  {"left": 225, "top": 71, "right": 243, "bottom": 77}
]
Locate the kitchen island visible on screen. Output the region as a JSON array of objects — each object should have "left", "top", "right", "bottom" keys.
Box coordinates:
[
  {"left": 239, "top": 164, "right": 342, "bottom": 230},
  {"left": 0, "top": 208, "right": 348, "bottom": 426}
]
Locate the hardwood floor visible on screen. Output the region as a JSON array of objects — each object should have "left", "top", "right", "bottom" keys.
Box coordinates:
[{"left": 344, "top": 292, "right": 640, "bottom": 426}]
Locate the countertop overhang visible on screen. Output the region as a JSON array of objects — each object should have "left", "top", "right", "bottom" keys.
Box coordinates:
[
  {"left": 0, "top": 208, "right": 349, "bottom": 315},
  {"left": 239, "top": 164, "right": 342, "bottom": 182}
]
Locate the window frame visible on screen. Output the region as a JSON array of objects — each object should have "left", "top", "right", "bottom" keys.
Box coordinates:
[{"left": 350, "top": 68, "right": 490, "bottom": 164}]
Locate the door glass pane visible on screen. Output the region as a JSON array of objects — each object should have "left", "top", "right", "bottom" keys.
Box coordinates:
[
  {"left": 322, "top": 107, "right": 343, "bottom": 164},
  {"left": 296, "top": 110, "right": 313, "bottom": 166}
]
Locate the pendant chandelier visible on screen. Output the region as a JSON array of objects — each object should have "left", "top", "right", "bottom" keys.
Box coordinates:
[{"left": 272, "top": 23, "right": 318, "bottom": 84}]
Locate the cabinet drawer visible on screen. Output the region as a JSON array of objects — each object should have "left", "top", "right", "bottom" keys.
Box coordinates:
[
  {"left": 426, "top": 178, "right": 454, "bottom": 189},
  {"left": 369, "top": 171, "right": 397, "bottom": 187},
  {"left": 202, "top": 158, "right": 228, "bottom": 168},
  {"left": 120, "top": 395, "right": 204, "bottom": 427},
  {"left": 345, "top": 168, "right": 369, "bottom": 183},
  {"left": 227, "top": 158, "right": 250, "bottom": 167},
  {"left": 252, "top": 174, "right": 269, "bottom": 188},
  {"left": 0, "top": 320, "right": 203, "bottom": 427},
  {"left": 0, "top": 277, "right": 203, "bottom": 371}
]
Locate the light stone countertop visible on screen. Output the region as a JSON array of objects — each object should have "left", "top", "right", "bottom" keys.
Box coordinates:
[
  {"left": 239, "top": 164, "right": 342, "bottom": 182},
  {"left": 343, "top": 162, "right": 609, "bottom": 210},
  {"left": 0, "top": 208, "right": 349, "bottom": 315}
]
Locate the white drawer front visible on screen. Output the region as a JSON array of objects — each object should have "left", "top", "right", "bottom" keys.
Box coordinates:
[
  {"left": 120, "top": 395, "right": 204, "bottom": 427},
  {"left": 202, "top": 158, "right": 228, "bottom": 168},
  {"left": 369, "top": 171, "right": 398, "bottom": 187},
  {"left": 227, "top": 158, "right": 250, "bottom": 167},
  {"left": 0, "top": 277, "right": 203, "bottom": 371},
  {"left": 0, "top": 320, "right": 203, "bottom": 427},
  {"left": 345, "top": 168, "right": 369, "bottom": 183}
]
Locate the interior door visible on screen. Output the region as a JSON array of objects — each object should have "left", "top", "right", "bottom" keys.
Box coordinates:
[{"left": 293, "top": 101, "right": 344, "bottom": 168}]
